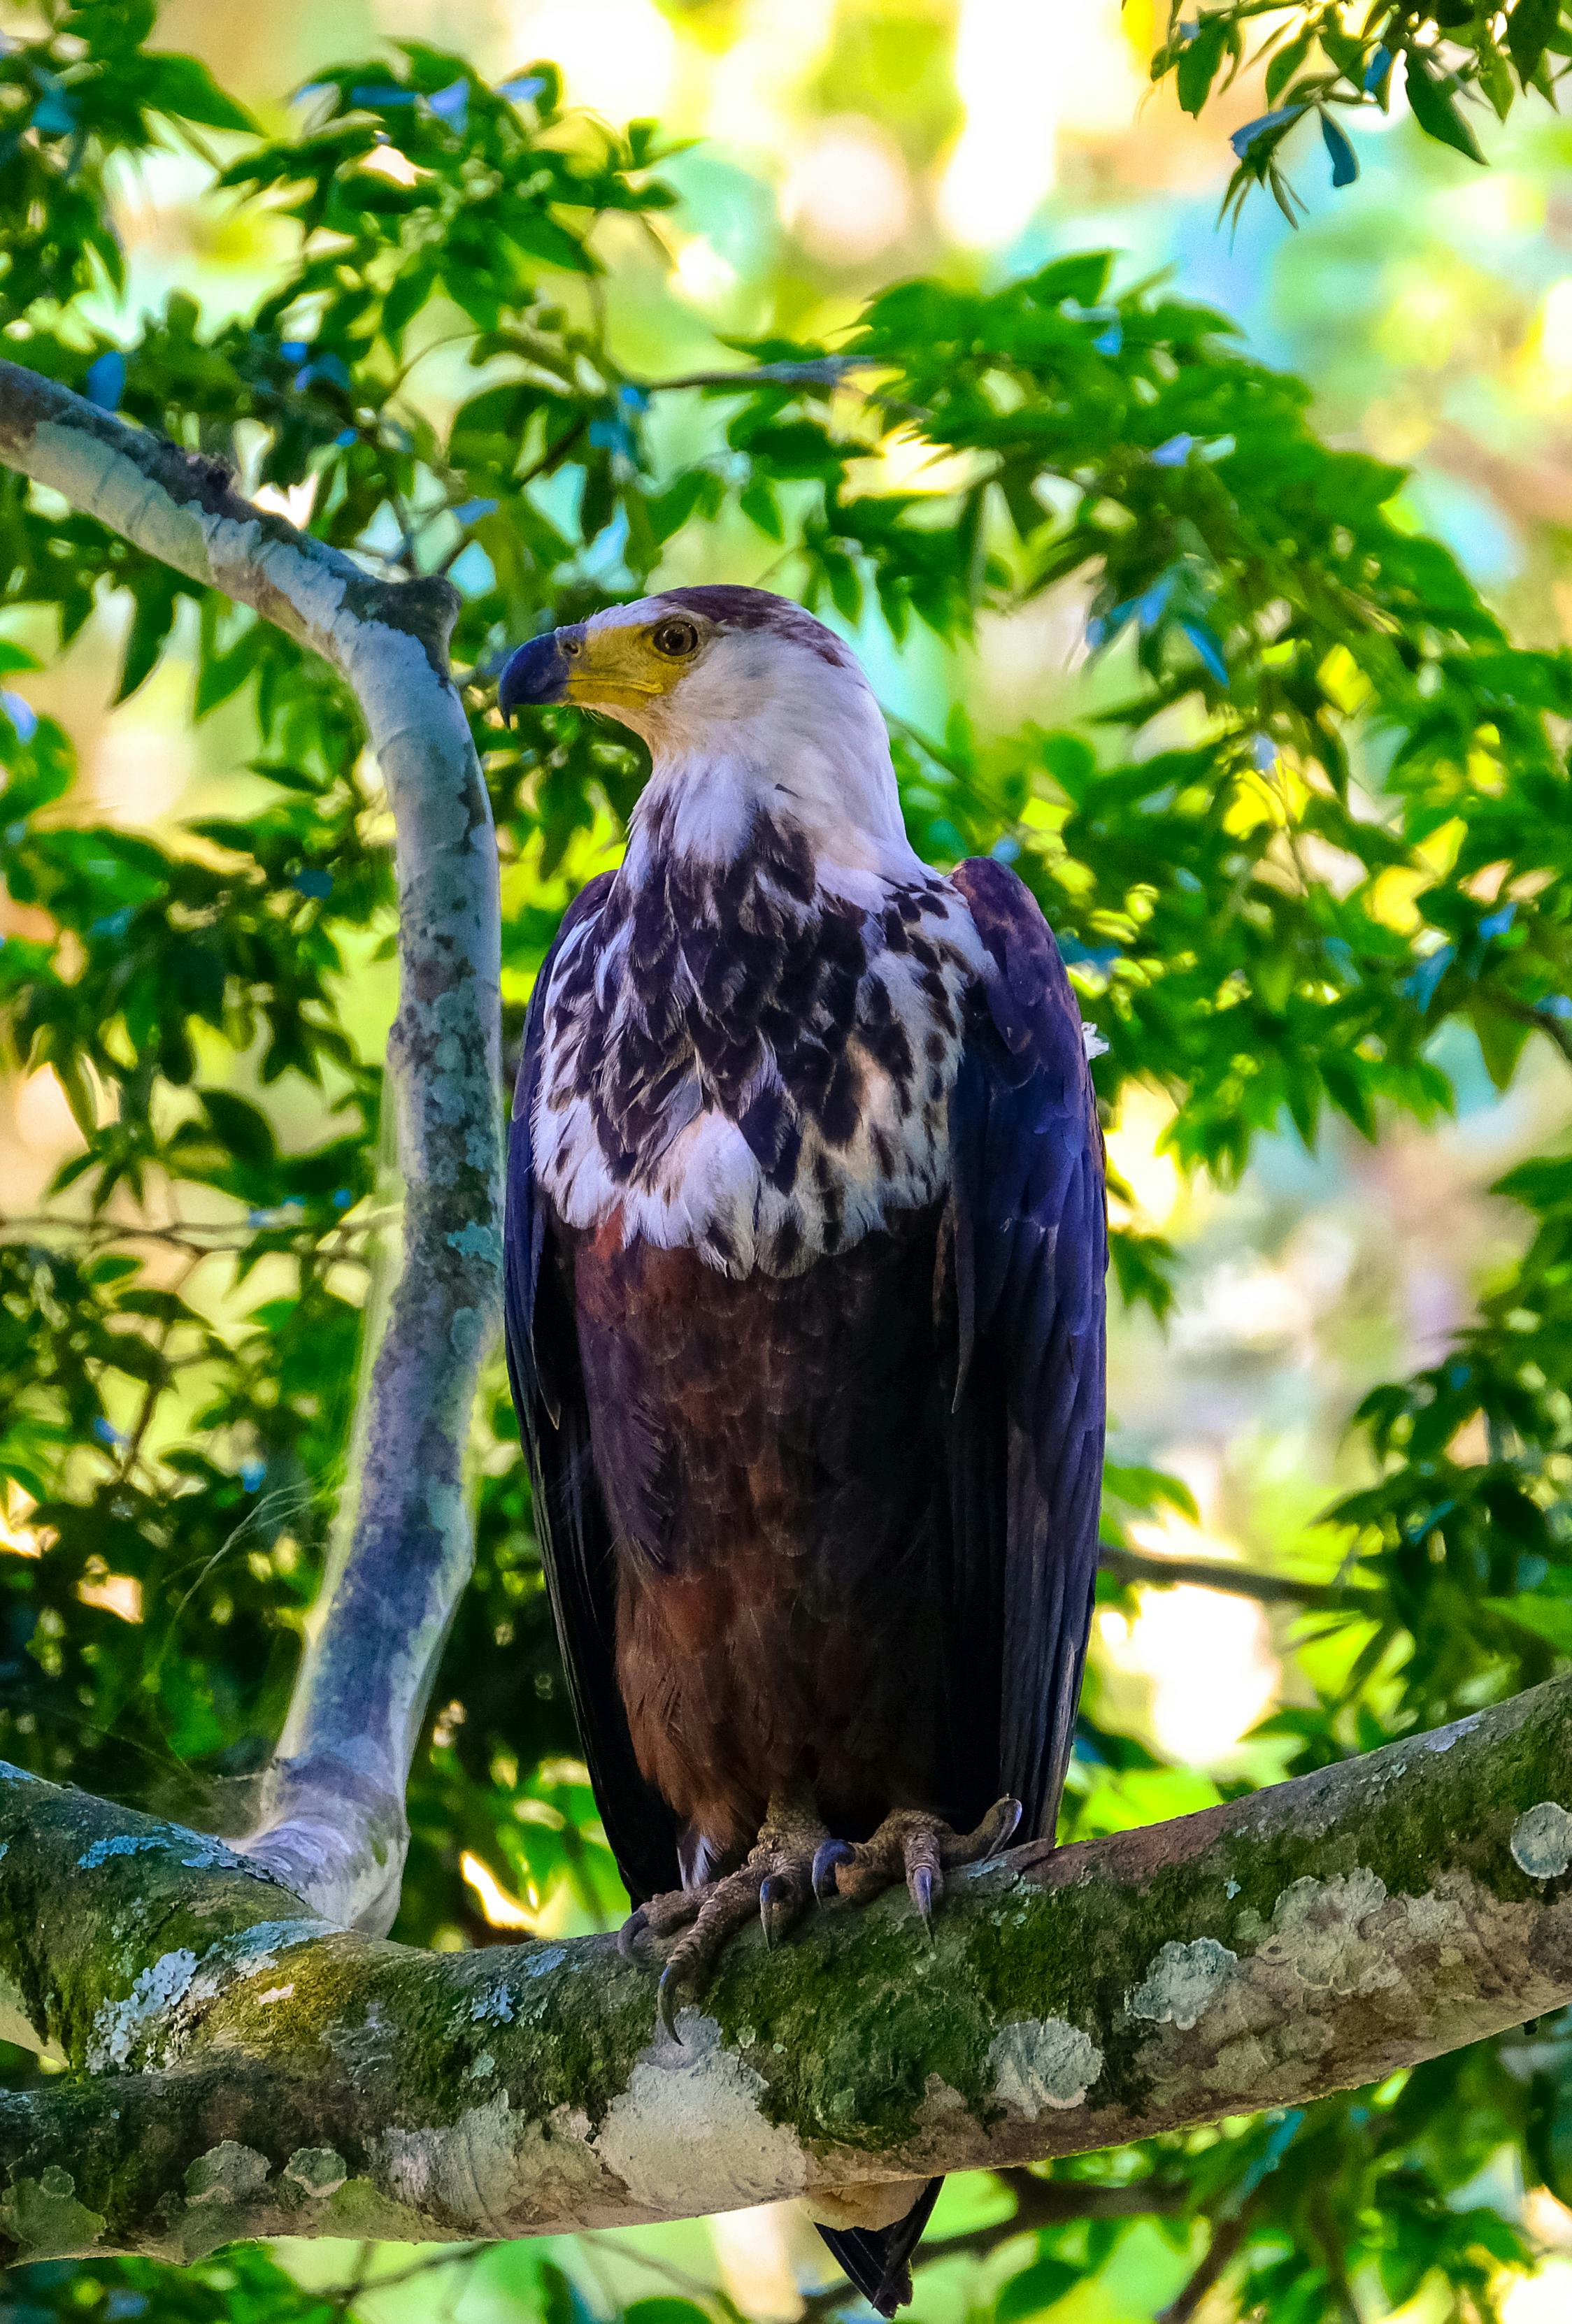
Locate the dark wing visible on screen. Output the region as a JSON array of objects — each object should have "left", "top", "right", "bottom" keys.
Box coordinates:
[
  {"left": 941, "top": 856, "right": 1107, "bottom": 1845},
  {"left": 504, "top": 874, "right": 683, "bottom": 1907}
]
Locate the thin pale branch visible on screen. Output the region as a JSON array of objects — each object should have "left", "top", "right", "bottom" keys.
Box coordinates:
[{"left": 0, "top": 358, "right": 504, "bottom": 1935}]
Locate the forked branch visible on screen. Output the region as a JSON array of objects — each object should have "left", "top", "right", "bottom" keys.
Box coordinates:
[{"left": 0, "top": 359, "right": 504, "bottom": 1932}]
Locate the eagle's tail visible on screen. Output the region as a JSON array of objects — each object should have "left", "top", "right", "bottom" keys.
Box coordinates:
[{"left": 813, "top": 2178, "right": 943, "bottom": 2316}]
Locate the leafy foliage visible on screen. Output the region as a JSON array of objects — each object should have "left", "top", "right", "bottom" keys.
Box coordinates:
[
  {"left": 1150, "top": 1, "right": 1572, "bottom": 221},
  {"left": 0, "top": 2247, "right": 343, "bottom": 2324},
  {"left": 0, "top": 7, "right": 1571, "bottom": 2322}
]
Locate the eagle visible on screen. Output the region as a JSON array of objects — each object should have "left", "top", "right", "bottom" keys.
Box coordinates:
[{"left": 499, "top": 585, "right": 1106, "bottom": 2314}]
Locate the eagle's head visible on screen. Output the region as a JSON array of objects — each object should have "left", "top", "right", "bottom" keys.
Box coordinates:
[{"left": 499, "top": 585, "right": 906, "bottom": 863}]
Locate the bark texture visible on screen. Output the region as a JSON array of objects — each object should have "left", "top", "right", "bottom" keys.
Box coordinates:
[
  {"left": 5, "top": 1676, "right": 1572, "bottom": 2258},
  {"left": 0, "top": 359, "right": 504, "bottom": 1936}
]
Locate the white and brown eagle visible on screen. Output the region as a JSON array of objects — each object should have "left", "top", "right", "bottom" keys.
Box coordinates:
[{"left": 500, "top": 586, "right": 1106, "bottom": 2313}]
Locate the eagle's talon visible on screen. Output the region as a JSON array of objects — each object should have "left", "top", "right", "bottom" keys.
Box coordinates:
[
  {"left": 811, "top": 1796, "right": 1026, "bottom": 1923},
  {"left": 624, "top": 1884, "right": 706, "bottom": 1951},
  {"left": 636, "top": 1806, "right": 828, "bottom": 2026},
  {"left": 813, "top": 1837, "right": 855, "bottom": 1902},
  {"left": 968, "top": 1795, "right": 1023, "bottom": 1859},
  {"left": 657, "top": 1958, "right": 687, "bottom": 2042},
  {"left": 759, "top": 1868, "right": 809, "bottom": 1948},
  {"left": 910, "top": 1860, "right": 937, "bottom": 1935}
]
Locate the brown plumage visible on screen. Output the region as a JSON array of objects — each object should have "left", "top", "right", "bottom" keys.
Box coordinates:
[{"left": 564, "top": 1201, "right": 953, "bottom": 1867}]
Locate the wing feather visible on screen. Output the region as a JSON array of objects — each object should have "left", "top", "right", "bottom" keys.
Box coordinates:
[
  {"left": 504, "top": 873, "right": 683, "bottom": 1907},
  {"left": 944, "top": 856, "right": 1107, "bottom": 1844}
]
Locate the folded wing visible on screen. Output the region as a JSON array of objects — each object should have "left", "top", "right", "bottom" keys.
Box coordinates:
[
  {"left": 942, "top": 856, "right": 1108, "bottom": 1846},
  {"left": 503, "top": 873, "right": 683, "bottom": 1907}
]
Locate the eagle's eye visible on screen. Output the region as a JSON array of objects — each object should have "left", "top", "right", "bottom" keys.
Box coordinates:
[{"left": 650, "top": 617, "right": 700, "bottom": 660}]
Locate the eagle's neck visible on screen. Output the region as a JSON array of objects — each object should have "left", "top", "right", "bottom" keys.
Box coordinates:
[{"left": 624, "top": 657, "right": 909, "bottom": 884}]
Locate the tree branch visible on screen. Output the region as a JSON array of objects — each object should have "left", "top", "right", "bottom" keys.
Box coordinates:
[
  {"left": 0, "top": 359, "right": 504, "bottom": 1935},
  {"left": 641, "top": 359, "right": 927, "bottom": 422},
  {"left": 1099, "top": 1544, "right": 1362, "bottom": 1612},
  {"left": 4, "top": 1669, "right": 1572, "bottom": 2259},
  {"left": 1157, "top": 2206, "right": 1255, "bottom": 2324}
]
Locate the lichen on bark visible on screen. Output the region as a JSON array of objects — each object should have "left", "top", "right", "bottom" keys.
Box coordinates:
[{"left": 4, "top": 1674, "right": 1572, "bottom": 2258}]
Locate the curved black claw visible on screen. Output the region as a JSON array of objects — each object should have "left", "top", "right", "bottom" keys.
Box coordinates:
[
  {"left": 758, "top": 1871, "right": 788, "bottom": 1947},
  {"left": 657, "top": 1958, "right": 687, "bottom": 2043},
  {"left": 978, "top": 1795, "right": 1024, "bottom": 1853},
  {"left": 617, "top": 1905, "right": 649, "bottom": 1959},
  {"left": 813, "top": 1837, "right": 855, "bottom": 1902},
  {"left": 911, "top": 1861, "right": 936, "bottom": 1936}
]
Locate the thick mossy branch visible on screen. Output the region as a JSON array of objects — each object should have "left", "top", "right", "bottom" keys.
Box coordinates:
[
  {"left": 5, "top": 1675, "right": 1572, "bottom": 2258},
  {"left": 0, "top": 361, "right": 504, "bottom": 1934}
]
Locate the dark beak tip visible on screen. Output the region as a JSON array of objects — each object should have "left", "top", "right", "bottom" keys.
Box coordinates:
[{"left": 498, "top": 633, "right": 566, "bottom": 718}]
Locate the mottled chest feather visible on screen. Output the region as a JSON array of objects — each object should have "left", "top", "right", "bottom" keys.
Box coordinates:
[{"left": 532, "top": 809, "right": 983, "bottom": 1273}]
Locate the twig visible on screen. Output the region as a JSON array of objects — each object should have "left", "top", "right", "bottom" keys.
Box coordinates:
[
  {"left": 643, "top": 359, "right": 927, "bottom": 424},
  {"left": 327, "top": 2243, "right": 481, "bottom": 2309},
  {"left": 587, "top": 2234, "right": 732, "bottom": 2301},
  {"left": 515, "top": 413, "right": 591, "bottom": 492},
  {"left": 1157, "top": 2205, "right": 1254, "bottom": 2324},
  {"left": 647, "top": 359, "right": 864, "bottom": 393},
  {"left": 1100, "top": 1541, "right": 1364, "bottom": 1612}
]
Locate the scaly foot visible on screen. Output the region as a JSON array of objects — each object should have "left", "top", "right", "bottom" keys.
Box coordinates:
[
  {"left": 811, "top": 1797, "right": 1022, "bottom": 1932},
  {"left": 620, "top": 1795, "right": 829, "bottom": 2039}
]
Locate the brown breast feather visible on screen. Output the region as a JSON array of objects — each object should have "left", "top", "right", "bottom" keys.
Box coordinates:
[{"left": 562, "top": 1202, "right": 963, "bottom": 1863}]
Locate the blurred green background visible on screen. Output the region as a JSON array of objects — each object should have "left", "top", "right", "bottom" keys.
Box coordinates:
[{"left": 3, "top": 3, "right": 1572, "bottom": 2321}]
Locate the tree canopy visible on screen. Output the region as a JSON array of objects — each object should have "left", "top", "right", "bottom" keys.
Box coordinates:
[
  {"left": 1153, "top": 0, "right": 1572, "bottom": 221},
  {"left": 2, "top": 3, "right": 1572, "bottom": 2319}
]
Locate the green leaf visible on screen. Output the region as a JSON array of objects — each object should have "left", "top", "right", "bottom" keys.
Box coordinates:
[
  {"left": 132, "top": 52, "right": 259, "bottom": 132},
  {"left": 1403, "top": 48, "right": 1487, "bottom": 164},
  {"left": 507, "top": 210, "right": 596, "bottom": 273},
  {"left": 1471, "top": 999, "right": 1531, "bottom": 1091},
  {"left": 116, "top": 568, "right": 185, "bottom": 703},
  {"left": 1265, "top": 24, "right": 1316, "bottom": 104},
  {"left": 1027, "top": 251, "right": 1113, "bottom": 308},
  {"left": 1485, "top": 1597, "right": 1572, "bottom": 1653},
  {"left": 198, "top": 1091, "right": 279, "bottom": 1171},
  {"left": 997, "top": 2255, "right": 1079, "bottom": 2321},
  {"left": 1508, "top": 0, "right": 1561, "bottom": 85},
  {"left": 1480, "top": 43, "right": 1516, "bottom": 120},
  {"left": 1103, "top": 1462, "right": 1201, "bottom": 1523},
  {"left": 48, "top": 1053, "right": 98, "bottom": 1145},
  {"left": 1176, "top": 17, "right": 1227, "bottom": 115}
]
